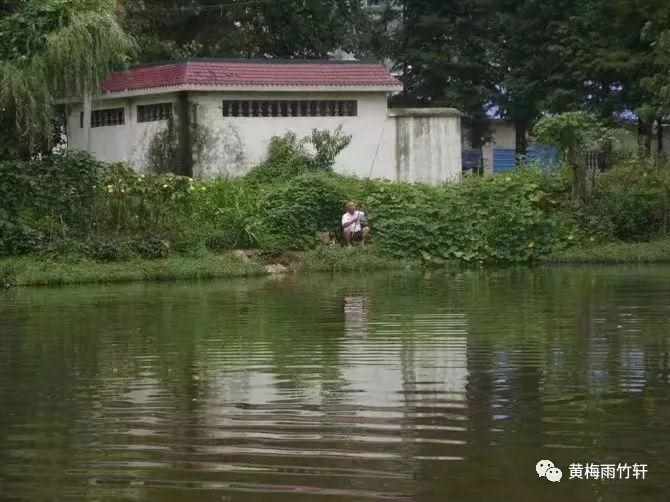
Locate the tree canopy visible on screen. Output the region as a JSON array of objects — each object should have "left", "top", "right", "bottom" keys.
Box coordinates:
[
  {"left": 3, "top": 0, "right": 670, "bottom": 160},
  {"left": 120, "top": 0, "right": 373, "bottom": 61},
  {"left": 0, "top": 0, "right": 135, "bottom": 158}
]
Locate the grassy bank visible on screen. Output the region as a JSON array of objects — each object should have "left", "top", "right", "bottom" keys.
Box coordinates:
[
  {"left": 3, "top": 239, "right": 670, "bottom": 289},
  {"left": 0, "top": 247, "right": 419, "bottom": 288},
  {"left": 3, "top": 144, "right": 670, "bottom": 277},
  {"left": 544, "top": 238, "right": 670, "bottom": 264},
  {"left": 0, "top": 253, "right": 266, "bottom": 288}
]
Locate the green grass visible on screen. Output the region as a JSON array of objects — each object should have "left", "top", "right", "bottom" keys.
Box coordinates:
[
  {"left": 544, "top": 238, "right": 670, "bottom": 264},
  {"left": 0, "top": 253, "right": 266, "bottom": 288},
  {"left": 0, "top": 247, "right": 417, "bottom": 288},
  {"left": 5, "top": 239, "right": 669, "bottom": 290},
  {"left": 301, "top": 246, "right": 419, "bottom": 273}
]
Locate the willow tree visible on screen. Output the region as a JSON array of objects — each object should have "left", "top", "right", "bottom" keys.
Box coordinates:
[{"left": 0, "top": 0, "right": 136, "bottom": 159}]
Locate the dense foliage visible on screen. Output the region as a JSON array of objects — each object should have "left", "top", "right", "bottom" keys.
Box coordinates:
[
  {"left": 4, "top": 148, "right": 667, "bottom": 265},
  {"left": 120, "top": 0, "right": 373, "bottom": 61},
  {"left": 0, "top": 0, "right": 136, "bottom": 158}
]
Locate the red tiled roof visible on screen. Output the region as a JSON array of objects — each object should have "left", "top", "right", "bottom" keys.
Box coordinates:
[{"left": 102, "top": 60, "right": 402, "bottom": 94}]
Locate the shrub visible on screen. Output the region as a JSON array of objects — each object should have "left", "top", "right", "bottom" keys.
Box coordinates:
[
  {"left": 256, "top": 172, "right": 348, "bottom": 250},
  {"left": 86, "top": 239, "right": 133, "bottom": 262},
  {"left": 0, "top": 151, "right": 101, "bottom": 254},
  {"left": 133, "top": 237, "right": 170, "bottom": 259},
  {"left": 309, "top": 126, "right": 352, "bottom": 171},
  {"left": 245, "top": 127, "right": 352, "bottom": 183},
  {"left": 204, "top": 230, "right": 236, "bottom": 251},
  {"left": 365, "top": 169, "right": 568, "bottom": 263},
  {"left": 245, "top": 133, "right": 312, "bottom": 184},
  {"left": 583, "top": 161, "right": 670, "bottom": 241},
  {"left": 0, "top": 221, "right": 44, "bottom": 256},
  {"left": 1, "top": 262, "right": 17, "bottom": 288},
  {"left": 192, "top": 178, "right": 260, "bottom": 250},
  {"left": 96, "top": 163, "right": 195, "bottom": 237}
]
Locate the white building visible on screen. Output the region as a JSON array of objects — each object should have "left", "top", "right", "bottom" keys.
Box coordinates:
[{"left": 65, "top": 60, "right": 462, "bottom": 184}]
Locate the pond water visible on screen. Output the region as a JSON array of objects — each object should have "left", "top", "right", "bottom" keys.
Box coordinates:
[{"left": 1, "top": 267, "right": 669, "bottom": 502}]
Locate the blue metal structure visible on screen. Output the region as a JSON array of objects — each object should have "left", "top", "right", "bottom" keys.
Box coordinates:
[
  {"left": 462, "top": 149, "right": 482, "bottom": 172},
  {"left": 493, "top": 148, "right": 517, "bottom": 173},
  {"left": 493, "top": 145, "right": 560, "bottom": 173}
]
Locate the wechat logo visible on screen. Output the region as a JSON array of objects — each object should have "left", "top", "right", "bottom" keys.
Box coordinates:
[{"left": 536, "top": 459, "right": 563, "bottom": 483}]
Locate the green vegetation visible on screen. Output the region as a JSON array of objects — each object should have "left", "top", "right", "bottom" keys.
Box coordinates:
[
  {"left": 0, "top": 253, "right": 264, "bottom": 288},
  {"left": 1, "top": 135, "right": 669, "bottom": 290},
  {"left": 301, "top": 247, "right": 419, "bottom": 273},
  {"left": 120, "top": 0, "right": 670, "bottom": 154},
  {"left": 1, "top": 124, "right": 670, "bottom": 289},
  {"left": 0, "top": 0, "right": 135, "bottom": 159},
  {"left": 545, "top": 239, "right": 670, "bottom": 264},
  {"left": 534, "top": 112, "right": 617, "bottom": 201},
  {"left": 3, "top": 0, "right": 670, "bottom": 161}
]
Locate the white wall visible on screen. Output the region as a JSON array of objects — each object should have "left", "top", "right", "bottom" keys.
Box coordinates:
[
  {"left": 190, "top": 91, "right": 397, "bottom": 180},
  {"left": 67, "top": 94, "right": 178, "bottom": 173},
  {"left": 67, "top": 91, "right": 398, "bottom": 180},
  {"left": 67, "top": 92, "right": 464, "bottom": 185},
  {"left": 392, "top": 108, "right": 462, "bottom": 184}
]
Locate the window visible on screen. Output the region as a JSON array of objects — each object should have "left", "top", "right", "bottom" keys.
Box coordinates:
[
  {"left": 137, "top": 103, "right": 172, "bottom": 123},
  {"left": 91, "top": 108, "right": 125, "bottom": 128},
  {"left": 222, "top": 100, "right": 358, "bottom": 118}
]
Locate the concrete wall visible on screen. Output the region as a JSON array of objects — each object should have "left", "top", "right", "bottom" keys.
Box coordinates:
[
  {"left": 67, "top": 92, "right": 462, "bottom": 185},
  {"left": 67, "top": 94, "right": 179, "bottom": 173},
  {"left": 190, "top": 91, "right": 397, "bottom": 180},
  {"left": 391, "top": 108, "right": 462, "bottom": 184},
  {"left": 67, "top": 91, "right": 398, "bottom": 180}
]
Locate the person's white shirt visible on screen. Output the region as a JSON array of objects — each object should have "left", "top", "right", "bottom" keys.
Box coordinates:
[{"left": 342, "top": 211, "right": 364, "bottom": 233}]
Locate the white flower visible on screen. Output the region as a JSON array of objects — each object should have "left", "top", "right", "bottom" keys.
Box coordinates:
[{"left": 163, "top": 184, "right": 169, "bottom": 189}]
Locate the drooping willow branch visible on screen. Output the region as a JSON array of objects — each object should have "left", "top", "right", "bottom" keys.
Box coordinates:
[{"left": 0, "top": 6, "right": 136, "bottom": 155}]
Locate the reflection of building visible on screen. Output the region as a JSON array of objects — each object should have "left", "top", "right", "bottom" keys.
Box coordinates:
[
  {"left": 344, "top": 296, "right": 369, "bottom": 337},
  {"left": 340, "top": 312, "right": 469, "bottom": 408}
]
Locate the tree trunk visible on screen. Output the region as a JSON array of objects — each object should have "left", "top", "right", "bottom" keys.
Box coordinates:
[
  {"left": 467, "top": 117, "right": 490, "bottom": 176},
  {"left": 515, "top": 119, "right": 529, "bottom": 156},
  {"left": 638, "top": 118, "right": 652, "bottom": 157},
  {"left": 82, "top": 93, "right": 92, "bottom": 152},
  {"left": 569, "top": 147, "right": 586, "bottom": 203},
  {"left": 657, "top": 118, "right": 665, "bottom": 158}
]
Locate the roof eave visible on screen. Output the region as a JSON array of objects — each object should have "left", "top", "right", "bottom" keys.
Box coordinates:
[{"left": 87, "top": 83, "right": 401, "bottom": 101}]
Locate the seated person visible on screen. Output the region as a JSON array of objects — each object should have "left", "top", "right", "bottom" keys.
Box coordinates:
[{"left": 341, "top": 201, "right": 370, "bottom": 246}]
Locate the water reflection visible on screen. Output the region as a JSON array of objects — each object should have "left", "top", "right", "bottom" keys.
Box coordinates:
[{"left": 1, "top": 267, "right": 670, "bottom": 501}]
